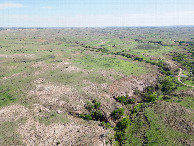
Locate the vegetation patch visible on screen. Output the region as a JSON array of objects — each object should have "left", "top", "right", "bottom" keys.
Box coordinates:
[
  {"left": 37, "top": 112, "right": 69, "bottom": 125},
  {"left": 0, "top": 121, "right": 23, "bottom": 145},
  {"left": 111, "top": 108, "right": 125, "bottom": 120},
  {"left": 116, "top": 96, "right": 135, "bottom": 105},
  {"left": 145, "top": 107, "right": 193, "bottom": 145},
  {"left": 0, "top": 86, "right": 17, "bottom": 108},
  {"left": 74, "top": 55, "right": 148, "bottom": 75},
  {"left": 80, "top": 100, "right": 106, "bottom": 122}
]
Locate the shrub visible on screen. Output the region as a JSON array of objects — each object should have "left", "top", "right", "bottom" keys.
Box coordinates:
[
  {"left": 128, "top": 98, "right": 136, "bottom": 104},
  {"left": 145, "top": 92, "right": 158, "bottom": 102},
  {"left": 144, "top": 86, "right": 155, "bottom": 93},
  {"left": 85, "top": 101, "right": 94, "bottom": 112},
  {"left": 111, "top": 108, "right": 125, "bottom": 119},
  {"left": 116, "top": 96, "right": 135, "bottom": 105},
  {"left": 93, "top": 100, "right": 101, "bottom": 109},
  {"left": 134, "top": 57, "right": 143, "bottom": 61},
  {"left": 82, "top": 100, "right": 105, "bottom": 121},
  {"left": 115, "top": 116, "right": 131, "bottom": 144},
  {"left": 91, "top": 110, "right": 104, "bottom": 121},
  {"left": 79, "top": 114, "right": 92, "bottom": 121},
  {"left": 117, "top": 96, "right": 127, "bottom": 104},
  {"left": 116, "top": 117, "right": 131, "bottom": 131},
  {"left": 132, "top": 103, "right": 143, "bottom": 113},
  {"left": 101, "top": 121, "right": 112, "bottom": 128}
]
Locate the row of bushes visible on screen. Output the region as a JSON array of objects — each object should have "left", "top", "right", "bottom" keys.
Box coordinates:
[
  {"left": 85, "top": 43, "right": 175, "bottom": 76},
  {"left": 116, "top": 96, "right": 135, "bottom": 105}
]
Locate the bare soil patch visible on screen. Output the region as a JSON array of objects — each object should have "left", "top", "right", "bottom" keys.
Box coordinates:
[
  {"left": 96, "top": 70, "right": 125, "bottom": 81},
  {"left": 17, "top": 118, "right": 107, "bottom": 146},
  {"left": 176, "top": 89, "right": 194, "bottom": 97},
  {"left": 29, "top": 79, "right": 85, "bottom": 114},
  {"left": 109, "top": 74, "right": 157, "bottom": 98},
  {"left": 0, "top": 105, "right": 29, "bottom": 122},
  {"left": 2, "top": 73, "right": 26, "bottom": 80},
  {"left": 62, "top": 65, "right": 82, "bottom": 72},
  {"left": 33, "top": 104, "right": 51, "bottom": 114},
  {"left": 82, "top": 80, "right": 103, "bottom": 96},
  {"left": 55, "top": 60, "right": 70, "bottom": 68},
  {"left": 32, "top": 60, "right": 83, "bottom": 74},
  {"left": 0, "top": 54, "right": 35, "bottom": 58}
]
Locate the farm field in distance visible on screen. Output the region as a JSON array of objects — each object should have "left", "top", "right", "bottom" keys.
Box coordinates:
[{"left": 0, "top": 27, "right": 193, "bottom": 145}]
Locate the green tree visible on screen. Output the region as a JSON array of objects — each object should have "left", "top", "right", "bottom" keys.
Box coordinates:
[
  {"left": 115, "top": 117, "right": 131, "bottom": 145},
  {"left": 160, "top": 76, "right": 178, "bottom": 94},
  {"left": 145, "top": 92, "right": 158, "bottom": 102}
]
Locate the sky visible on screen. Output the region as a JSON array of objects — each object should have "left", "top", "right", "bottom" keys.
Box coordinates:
[{"left": 0, "top": 0, "right": 194, "bottom": 27}]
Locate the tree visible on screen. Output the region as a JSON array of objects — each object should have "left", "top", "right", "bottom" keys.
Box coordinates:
[
  {"left": 145, "top": 92, "right": 158, "bottom": 102},
  {"left": 160, "top": 76, "right": 178, "bottom": 94}
]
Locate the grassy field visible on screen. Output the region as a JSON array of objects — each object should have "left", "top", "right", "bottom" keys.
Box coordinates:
[{"left": 0, "top": 27, "right": 193, "bottom": 146}]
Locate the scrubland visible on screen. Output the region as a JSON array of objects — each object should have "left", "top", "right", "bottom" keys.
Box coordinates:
[{"left": 0, "top": 27, "right": 193, "bottom": 145}]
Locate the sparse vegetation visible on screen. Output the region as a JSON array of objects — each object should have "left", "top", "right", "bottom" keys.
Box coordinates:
[{"left": 0, "top": 27, "right": 193, "bottom": 146}]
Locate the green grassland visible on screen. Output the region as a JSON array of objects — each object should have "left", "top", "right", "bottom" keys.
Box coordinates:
[
  {"left": 0, "top": 27, "right": 193, "bottom": 145},
  {"left": 74, "top": 54, "right": 149, "bottom": 75}
]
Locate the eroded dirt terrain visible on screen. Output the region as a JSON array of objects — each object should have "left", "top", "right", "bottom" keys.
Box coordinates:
[
  {"left": 29, "top": 78, "right": 85, "bottom": 114},
  {"left": 0, "top": 28, "right": 193, "bottom": 145},
  {"left": 109, "top": 74, "right": 158, "bottom": 98},
  {"left": 17, "top": 118, "right": 107, "bottom": 146},
  {"left": 0, "top": 104, "right": 109, "bottom": 146}
]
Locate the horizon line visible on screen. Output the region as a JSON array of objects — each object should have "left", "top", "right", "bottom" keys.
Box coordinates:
[{"left": 1, "top": 25, "right": 194, "bottom": 29}]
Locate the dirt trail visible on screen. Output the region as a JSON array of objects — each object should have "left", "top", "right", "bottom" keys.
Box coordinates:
[
  {"left": 141, "top": 53, "right": 193, "bottom": 88},
  {"left": 177, "top": 68, "right": 194, "bottom": 88}
]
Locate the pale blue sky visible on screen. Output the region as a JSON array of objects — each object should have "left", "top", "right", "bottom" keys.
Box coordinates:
[{"left": 0, "top": 0, "right": 194, "bottom": 27}]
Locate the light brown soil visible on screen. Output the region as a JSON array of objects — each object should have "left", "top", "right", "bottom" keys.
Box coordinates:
[
  {"left": 32, "top": 60, "right": 83, "bottom": 74},
  {"left": 96, "top": 70, "right": 125, "bottom": 81},
  {"left": 82, "top": 80, "right": 104, "bottom": 96},
  {"left": 109, "top": 74, "right": 157, "bottom": 98},
  {"left": 55, "top": 60, "right": 70, "bottom": 68},
  {"left": 17, "top": 117, "right": 107, "bottom": 146},
  {"left": 0, "top": 103, "right": 109, "bottom": 146},
  {"left": 2, "top": 73, "right": 26, "bottom": 80},
  {"left": 176, "top": 89, "right": 194, "bottom": 97},
  {"left": 0, "top": 54, "right": 35, "bottom": 58},
  {"left": 62, "top": 65, "right": 82, "bottom": 72},
  {"left": 33, "top": 104, "right": 51, "bottom": 114},
  {"left": 29, "top": 79, "right": 85, "bottom": 114},
  {"left": 0, "top": 104, "right": 29, "bottom": 122}
]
